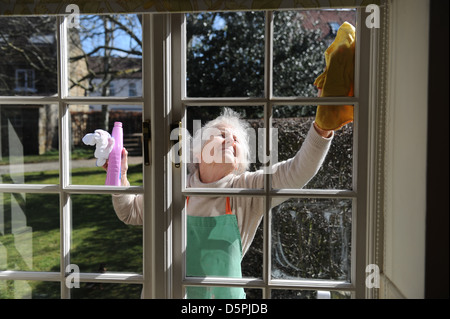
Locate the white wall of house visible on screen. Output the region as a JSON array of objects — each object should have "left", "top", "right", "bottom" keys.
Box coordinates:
[
  {"left": 383, "top": 0, "right": 430, "bottom": 299},
  {"left": 89, "top": 78, "right": 142, "bottom": 110},
  {"left": 90, "top": 78, "right": 142, "bottom": 97}
]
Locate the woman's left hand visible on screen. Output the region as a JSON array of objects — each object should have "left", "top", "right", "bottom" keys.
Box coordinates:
[{"left": 313, "top": 122, "right": 333, "bottom": 138}]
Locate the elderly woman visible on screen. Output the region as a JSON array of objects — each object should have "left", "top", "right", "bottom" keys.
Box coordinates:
[{"left": 111, "top": 108, "right": 334, "bottom": 299}]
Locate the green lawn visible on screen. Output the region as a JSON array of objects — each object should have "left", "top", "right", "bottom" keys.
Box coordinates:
[
  {"left": 0, "top": 149, "right": 93, "bottom": 166},
  {"left": 0, "top": 164, "right": 143, "bottom": 299}
]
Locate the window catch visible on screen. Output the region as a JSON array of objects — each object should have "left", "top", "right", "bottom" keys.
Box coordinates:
[
  {"left": 142, "top": 120, "right": 151, "bottom": 166},
  {"left": 170, "top": 121, "right": 182, "bottom": 168}
]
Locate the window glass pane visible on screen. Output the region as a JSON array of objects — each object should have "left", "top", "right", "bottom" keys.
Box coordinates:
[
  {"left": 185, "top": 106, "right": 264, "bottom": 184},
  {"left": 0, "top": 16, "right": 57, "bottom": 96},
  {"left": 241, "top": 221, "right": 263, "bottom": 280},
  {"left": 271, "top": 289, "right": 351, "bottom": 299},
  {"left": 0, "top": 193, "right": 60, "bottom": 272},
  {"left": 72, "top": 283, "right": 142, "bottom": 299},
  {"left": 271, "top": 198, "right": 352, "bottom": 282},
  {"left": 186, "top": 194, "right": 264, "bottom": 283},
  {"left": 273, "top": 9, "right": 356, "bottom": 97},
  {"left": 68, "top": 14, "right": 142, "bottom": 97},
  {"left": 273, "top": 105, "right": 353, "bottom": 190},
  {"left": 69, "top": 104, "right": 143, "bottom": 186},
  {"left": 71, "top": 194, "right": 142, "bottom": 274},
  {"left": 245, "top": 288, "right": 263, "bottom": 299},
  {"left": 0, "top": 104, "right": 59, "bottom": 184},
  {"left": 0, "top": 280, "right": 60, "bottom": 299},
  {"left": 186, "top": 12, "right": 265, "bottom": 97}
]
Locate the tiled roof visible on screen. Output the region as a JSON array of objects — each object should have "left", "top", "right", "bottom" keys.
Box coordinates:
[{"left": 298, "top": 9, "right": 357, "bottom": 39}]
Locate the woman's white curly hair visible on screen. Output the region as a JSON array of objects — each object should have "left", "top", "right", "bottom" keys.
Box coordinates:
[{"left": 188, "top": 108, "right": 251, "bottom": 175}]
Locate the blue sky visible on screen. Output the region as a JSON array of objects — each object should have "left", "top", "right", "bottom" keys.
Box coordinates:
[{"left": 79, "top": 14, "right": 142, "bottom": 58}]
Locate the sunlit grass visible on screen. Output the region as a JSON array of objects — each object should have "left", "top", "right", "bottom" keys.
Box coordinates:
[
  {"left": 0, "top": 165, "right": 143, "bottom": 299},
  {"left": 0, "top": 149, "right": 94, "bottom": 166},
  {"left": 3, "top": 163, "right": 142, "bottom": 186}
]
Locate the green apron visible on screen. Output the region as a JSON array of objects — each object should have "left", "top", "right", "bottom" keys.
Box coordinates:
[{"left": 186, "top": 197, "right": 246, "bottom": 299}]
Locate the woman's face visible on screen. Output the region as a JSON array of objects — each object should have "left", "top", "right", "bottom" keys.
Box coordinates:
[{"left": 200, "top": 125, "right": 243, "bottom": 169}]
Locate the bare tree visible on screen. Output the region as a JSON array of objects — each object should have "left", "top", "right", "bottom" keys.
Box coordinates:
[{"left": 68, "top": 14, "right": 142, "bottom": 130}]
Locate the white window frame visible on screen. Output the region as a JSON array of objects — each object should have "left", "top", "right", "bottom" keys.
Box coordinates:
[
  {"left": 0, "top": 14, "right": 152, "bottom": 299},
  {"left": 169, "top": 8, "right": 381, "bottom": 299},
  {"left": 0, "top": 6, "right": 384, "bottom": 299}
]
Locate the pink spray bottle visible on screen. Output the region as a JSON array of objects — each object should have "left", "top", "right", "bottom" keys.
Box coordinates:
[{"left": 105, "top": 122, "right": 123, "bottom": 186}]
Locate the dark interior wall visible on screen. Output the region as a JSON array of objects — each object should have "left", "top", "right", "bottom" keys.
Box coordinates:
[{"left": 425, "top": 0, "right": 449, "bottom": 299}]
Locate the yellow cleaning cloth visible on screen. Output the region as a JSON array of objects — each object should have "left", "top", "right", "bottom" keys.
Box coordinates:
[{"left": 314, "top": 22, "right": 356, "bottom": 131}]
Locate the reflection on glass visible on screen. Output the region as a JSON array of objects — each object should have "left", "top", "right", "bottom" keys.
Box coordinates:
[
  {"left": 0, "top": 193, "right": 59, "bottom": 272},
  {"left": 72, "top": 283, "right": 142, "bottom": 299},
  {"left": 271, "top": 198, "right": 352, "bottom": 282},
  {"left": 271, "top": 289, "right": 351, "bottom": 299},
  {"left": 0, "top": 16, "right": 58, "bottom": 96},
  {"left": 71, "top": 194, "right": 142, "bottom": 274},
  {"left": 0, "top": 105, "right": 59, "bottom": 184},
  {"left": 69, "top": 105, "right": 143, "bottom": 186},
  {"left": 68, "top": 14, "right": 142, "bottom": 97},
  {"left": 186, "top": 12, "right": 265, "bottom": 97},
  {"left": 0, "top": 280, "right": 60, "bottom": 299},
  {"left": 273, "top": 105, "right": 353, "bottom": 190},
  {"left": 273, "top": 10, "right": 357, "bottom": 97}
]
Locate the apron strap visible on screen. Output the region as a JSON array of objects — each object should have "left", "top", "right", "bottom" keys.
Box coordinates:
[
  {"left": 186, "top": 196, "right": 233, "bottom": 215},
  {"left": 225, "top": 197, "right": 232, "bottom": 215}
]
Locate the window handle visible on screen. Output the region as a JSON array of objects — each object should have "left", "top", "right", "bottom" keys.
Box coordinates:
[
  {"left": 171, "top": 121, "right": 182, "bottom": 168},
  {"left": 143, "top": 120, "right": 151, "bottom": 166}
]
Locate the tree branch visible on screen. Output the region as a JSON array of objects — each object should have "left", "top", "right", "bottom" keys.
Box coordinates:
[
  {"left": 106, "top": 15, "right": 142, "bottom": 47},
  {"left": 70, "top": 46, "right": 142, "bottom": 62}
]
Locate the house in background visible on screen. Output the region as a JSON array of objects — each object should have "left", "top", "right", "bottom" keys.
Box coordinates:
[
  {"left": 0, "top": 17, "right": 142, "bottom": 157},
  {"left": 0, "top": 17, "right": 89, "bottom": 157},
  {"left": 85, "top": 56, "right": 142, "bottom": 110},
  {"left": 300, "top": 9, "right": 357, "bottom": 41},
  {"left": 69, "top": 56, "right": 143, "bottom": 155},
  {"left": 0, "top": 17, "right": 58, "bottom": 157}
]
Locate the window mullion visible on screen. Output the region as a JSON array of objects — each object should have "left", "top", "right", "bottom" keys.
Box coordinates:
[
  {"left": 61, "top": 97, "right": 144, "bottom": 105},
  {"left": 141, "top": 13, "right": 153, "bottom": 299},
  {"left": 142, "top": 13, "right": 171, "bottom": 299},
  {"left": 265, "top": 11, "right": 274, "bottom": 101},
  {"left": 353, "top": 8, "right": 373, "bottom": 299},
  {"left": 56, "top": 14, "right": 71, "bottom": 299},
  {"left": 182, "top": 188, "right": 357, "bottom": 198},
  {"left": 263, "top": 10, "right": 274, "bottom": 299},
  {"left": 171, "top": 13, "right": 185, "bottom": 299}
]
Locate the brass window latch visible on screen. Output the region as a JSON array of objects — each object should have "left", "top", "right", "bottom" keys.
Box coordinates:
[{"left": 143, "top": 120, "right": 182, "bottom": 168}]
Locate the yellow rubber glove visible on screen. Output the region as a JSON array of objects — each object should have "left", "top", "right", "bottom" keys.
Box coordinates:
[{"left": 314, "top": 22, "right": 356, "bottom": 131}]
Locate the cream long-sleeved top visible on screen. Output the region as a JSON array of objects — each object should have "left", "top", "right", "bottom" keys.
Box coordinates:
[{"left": 112, "top": 123, "right": 333, "bottom": 256}]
